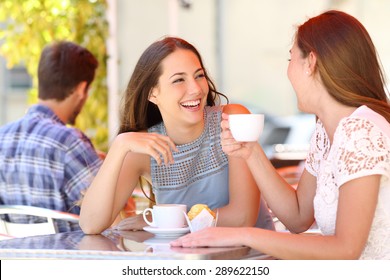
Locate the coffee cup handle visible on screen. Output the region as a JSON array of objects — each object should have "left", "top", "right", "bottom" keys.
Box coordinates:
[{"left": 143, "top": 208, "right": 155, "bottom": 227}]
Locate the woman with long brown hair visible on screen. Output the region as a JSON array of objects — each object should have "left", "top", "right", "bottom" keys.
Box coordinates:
[{"left": 173, "top": 11, "right": 390, "bottom": 260}]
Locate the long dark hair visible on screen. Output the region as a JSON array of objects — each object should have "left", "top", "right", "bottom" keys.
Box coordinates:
[
  {"left": 118, "top": 36, "right": 228, "bottom": 134},
  {"left": 297, "top": 10, "right": 390, "bottom": 122}
]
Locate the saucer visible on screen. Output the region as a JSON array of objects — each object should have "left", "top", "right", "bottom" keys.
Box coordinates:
[{"left": 143, "top": 226, "right": 190, "bottom": 238}]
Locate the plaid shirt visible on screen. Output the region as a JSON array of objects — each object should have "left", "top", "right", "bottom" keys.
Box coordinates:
[{"left": 0, "top": 104, "right": 102, "bottom": 232}]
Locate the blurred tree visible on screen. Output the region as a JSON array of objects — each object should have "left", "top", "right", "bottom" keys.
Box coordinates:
[{"left": 0, "top": 0, "right": 109, "bottom": 151}]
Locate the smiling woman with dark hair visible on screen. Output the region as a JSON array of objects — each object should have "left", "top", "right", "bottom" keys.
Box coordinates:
[{"left": 80, "top": 36, "right": 275, "bottom": 234}]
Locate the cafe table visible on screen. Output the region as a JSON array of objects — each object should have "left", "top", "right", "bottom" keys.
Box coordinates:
[{"left": 0, "top": 228, "right": 275, "bottom": 260}]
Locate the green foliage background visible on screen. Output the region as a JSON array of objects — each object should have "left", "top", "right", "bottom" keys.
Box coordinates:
[{"left": 0, "top": 0, "right": 109, "bottom": 151}]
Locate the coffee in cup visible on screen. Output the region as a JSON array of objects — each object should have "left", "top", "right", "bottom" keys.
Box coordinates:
[
  {"left": 229, "top": 113, "right": 264, "bottom": 142},
  {"left": 143, "top": 204, "right": 187, "bottom": 228}
]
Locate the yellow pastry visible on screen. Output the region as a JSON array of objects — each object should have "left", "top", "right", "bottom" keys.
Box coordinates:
[{"left": 187, "top": 204, "right": 216, "bottom": 220}]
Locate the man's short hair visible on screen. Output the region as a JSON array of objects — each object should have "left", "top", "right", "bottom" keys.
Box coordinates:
[{"left": 38, "top": 41, "right": 98, "bottom": 101}]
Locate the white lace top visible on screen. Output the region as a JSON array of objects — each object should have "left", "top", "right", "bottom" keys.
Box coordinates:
[{"left": 305, "top": 106, "right": 390, "bottom": 259}]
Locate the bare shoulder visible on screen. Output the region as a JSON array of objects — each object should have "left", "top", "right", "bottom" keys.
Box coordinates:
[{"left": 222, "top": 104, "right": 251, "bottom": 114}]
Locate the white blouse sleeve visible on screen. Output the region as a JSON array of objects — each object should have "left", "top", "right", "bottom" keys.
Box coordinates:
[
  {"left": 305, "top": 121, "right": 329, "bottom": 177},
  {"left": 333, "top": 117, "right": 390, "bottom": 187}
]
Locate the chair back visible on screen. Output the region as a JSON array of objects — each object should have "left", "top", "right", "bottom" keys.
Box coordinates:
[{"left": 0, "top": 205, "right": 79, "bottom": 239}]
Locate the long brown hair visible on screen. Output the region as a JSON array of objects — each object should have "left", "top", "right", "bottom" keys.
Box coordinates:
[
  {"left": 118, "top": 36, "right": 228, "bottom": 134},
  {"left": 296, "top": 10, "right": 390, "bottom": 122}
]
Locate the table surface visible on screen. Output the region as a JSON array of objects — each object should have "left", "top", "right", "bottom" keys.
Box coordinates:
[{"left": 0, "top": 229, "right": 274, "bottom": 260}]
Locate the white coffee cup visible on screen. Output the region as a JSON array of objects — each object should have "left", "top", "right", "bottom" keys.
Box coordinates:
[
  {"left": 229, "top": 114, "right": 264, "bottom": 142},
  {"left": 143, "top": 204, "right": 187, "bottom": 228}
]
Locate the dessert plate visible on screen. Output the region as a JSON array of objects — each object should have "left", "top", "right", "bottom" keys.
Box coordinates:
[{"left": 143, "top": 226, "right": 190, "bottom": 237}]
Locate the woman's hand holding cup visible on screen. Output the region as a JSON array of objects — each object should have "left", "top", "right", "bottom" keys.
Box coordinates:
[{"left": 221, "top": 113, "right": 263, "bottom": 159}]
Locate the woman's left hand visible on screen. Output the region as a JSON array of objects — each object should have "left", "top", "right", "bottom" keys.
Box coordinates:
[
  {"left": 112, "top": 214, "right": 147, "bottom": 231},
  {"left": 170, "top": 227, "right": 245, "bottom": 248}
]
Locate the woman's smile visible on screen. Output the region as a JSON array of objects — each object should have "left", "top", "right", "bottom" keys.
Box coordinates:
[{"left": 180, "top": 98, "right": 202, "bottom": 111}]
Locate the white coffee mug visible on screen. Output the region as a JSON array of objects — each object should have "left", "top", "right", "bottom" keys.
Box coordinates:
[
  {"left": 229, "top": 114, "right": 264, "bottom": 142},
  {"left": 143, "top": 204, "right": 187, "bottom": 228}
]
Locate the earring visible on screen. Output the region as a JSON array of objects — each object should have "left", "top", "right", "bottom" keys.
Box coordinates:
[{"left": 306, "top": 70, "right": 311, "bottom": 75}]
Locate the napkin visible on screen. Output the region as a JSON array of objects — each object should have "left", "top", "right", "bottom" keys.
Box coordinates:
[{"left": 184, "top": 209, "right": 218, "bottom": 233}]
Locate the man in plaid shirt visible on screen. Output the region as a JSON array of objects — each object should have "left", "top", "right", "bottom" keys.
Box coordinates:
[{"left": 0, "top": 41, "right": 102, "bottom": 232}]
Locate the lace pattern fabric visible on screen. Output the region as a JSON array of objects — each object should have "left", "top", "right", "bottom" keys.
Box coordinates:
[
  {"left": 149, "top": 106, "right": 227, "bottom": 190},
  {"left": 305, "top": 106, "right": 390, "bottom": 259},
  {"left": 148, "top": 106, "right": 229, "bottom": 210}
]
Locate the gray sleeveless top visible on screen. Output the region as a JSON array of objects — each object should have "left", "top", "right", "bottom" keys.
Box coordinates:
[{"left": 148, "top": 106, "right": 274, "bottom": 230}]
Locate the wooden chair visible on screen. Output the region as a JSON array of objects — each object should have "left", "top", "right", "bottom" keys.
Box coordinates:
[{"left": 0, "top": 205, "right": 79, "bottom": 238}]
